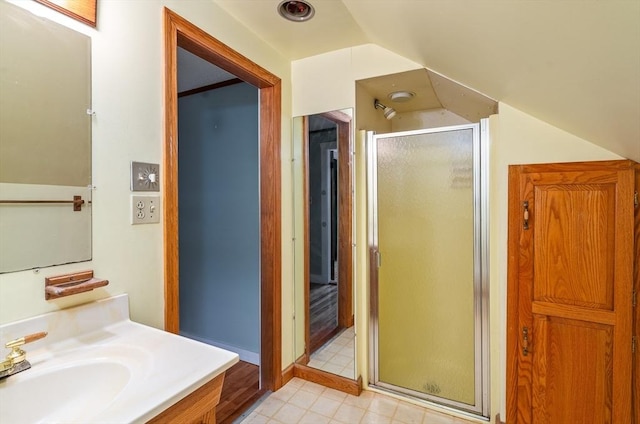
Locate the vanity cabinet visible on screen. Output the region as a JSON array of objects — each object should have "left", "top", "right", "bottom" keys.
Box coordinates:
[
  {"left": 148, "top": 373, "right": 225, "bottom": 424},
  {"left": 506, "top": 160, "right": 639, "bottom": 423}
]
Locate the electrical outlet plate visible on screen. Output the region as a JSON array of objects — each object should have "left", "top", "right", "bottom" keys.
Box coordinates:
[
  {"left": 131, "top": 195, "right": 160, "bottom": 224},
  {"left": 131, "top": 161, "right": 160, "bottom": 192}
]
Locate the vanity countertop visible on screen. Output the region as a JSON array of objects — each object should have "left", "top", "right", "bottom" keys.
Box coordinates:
[{"left": 0, "top": 294, "right": 239, "bottom": 423}]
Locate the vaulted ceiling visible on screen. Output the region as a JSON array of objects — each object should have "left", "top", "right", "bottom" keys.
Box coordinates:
[{"left": 213, "top": 0, "right": 640, "bottom": 161}]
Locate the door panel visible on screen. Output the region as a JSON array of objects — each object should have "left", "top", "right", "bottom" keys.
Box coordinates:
[
  {"left": 532, "top": 316, "right": 613, "bottom": 424},
  {"left": 377, "top": 129, "right": 474, "bottom": 405},
  {"left": 533, "top": 184, "right": 615, "bottom": 309},
  {"left": 507, "top": 160, "right": 636, "bottom": 424}
]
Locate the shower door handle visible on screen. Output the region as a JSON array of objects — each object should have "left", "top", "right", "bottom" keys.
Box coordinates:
[{"left": 371, "top": 249, "right": 381, "bottom": 268}]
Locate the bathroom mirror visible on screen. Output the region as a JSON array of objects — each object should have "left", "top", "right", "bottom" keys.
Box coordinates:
[
  {"left": 0, "top": 0, "right": 92, "bottom": 273},
  {"left": 293, "top": 109, "right": 356, "bottom": 380}
]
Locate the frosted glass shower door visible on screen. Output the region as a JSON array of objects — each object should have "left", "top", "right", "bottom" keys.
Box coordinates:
[{"left": 368, "top": 125, "right": 487, "bottom": 416}]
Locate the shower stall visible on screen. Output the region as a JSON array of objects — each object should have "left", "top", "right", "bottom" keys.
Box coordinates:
[{"left": 367, "top": 123, "right": 489, "bottom": 418}]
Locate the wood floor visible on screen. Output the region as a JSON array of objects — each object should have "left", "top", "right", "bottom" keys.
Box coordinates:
[
  {"left": 309, "top": 282, "right": 339, "bottom": 354},
  {"left": 217, "top": 360, "right": 264, "bottom": 424},
  {"left": 215, "top": 285, "right": 337, "bottom": 422}
]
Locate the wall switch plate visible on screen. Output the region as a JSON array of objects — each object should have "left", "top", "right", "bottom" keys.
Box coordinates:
[
  {"left": 131, "top": 195, "right": 160, "bottom": 224},
  {"left": 131, "top": 161, "right": 160, "bottom": 192}
]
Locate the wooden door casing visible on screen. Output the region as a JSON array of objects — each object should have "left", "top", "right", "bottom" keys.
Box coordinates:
[
  {"left": 163, "top": 8, "right": 282, "bottom": 392},
  {"left": 507, "top": 160, "right": 637, "bottom": 424},
  {"left": 634, "top": 163, "right": 640, "bottom": 424}
]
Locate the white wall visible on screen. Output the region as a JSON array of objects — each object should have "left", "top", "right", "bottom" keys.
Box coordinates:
[
  {"left": 292, "top": 44, "right": 422, "bottom": 117},
  {"left": 0, "top": 0, "right": 294, "bottom": 368},
  {"left": 292, "top": 48, "right": 624, "bottom": 422}
]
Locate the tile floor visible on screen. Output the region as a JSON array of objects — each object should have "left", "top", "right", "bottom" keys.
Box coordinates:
[
  {"left": 238, "top": 378, "right": 478, "bottom": 424},
  {"left": 308, "top": 327, "right": 355, "bottom": 379}
]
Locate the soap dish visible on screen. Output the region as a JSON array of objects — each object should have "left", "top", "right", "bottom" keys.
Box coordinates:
[{"left": 45, "top": 270, "right": 109, "bottom": 300}]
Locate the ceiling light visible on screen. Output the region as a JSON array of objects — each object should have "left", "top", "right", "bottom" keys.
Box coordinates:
[
  {"left": 388, "top": 91, "right": 415, "bottom": 103},
  {"left": 278, "top": 1, "right": 315, "bottom": 22}
]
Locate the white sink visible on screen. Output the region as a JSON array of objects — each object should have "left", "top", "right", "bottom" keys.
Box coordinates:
[
  {"left": 1, "top": 361, "right": 131, "bottom": 423},
  {"left": 0, "top": 294, "right": 239, "bottom": 423}
]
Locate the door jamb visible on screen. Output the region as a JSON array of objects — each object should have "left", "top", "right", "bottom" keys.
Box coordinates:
[{"left": 163, "top": 8, "right": 282, "bottom": 391}]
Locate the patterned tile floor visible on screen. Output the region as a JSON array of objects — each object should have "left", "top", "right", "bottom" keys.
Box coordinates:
[
  {"left": 238, "top": 378, "right": 479, "bottom": 424},
  {"left": 308, "top": 327, "right": 355, "bottom": 379}
]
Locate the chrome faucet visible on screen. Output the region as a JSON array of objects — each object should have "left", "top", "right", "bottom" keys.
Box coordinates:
[{"left": 0, "top": 332, "right": 47, "bottom": 379}]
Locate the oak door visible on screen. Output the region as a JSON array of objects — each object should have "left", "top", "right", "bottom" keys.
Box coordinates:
[{"left": 507, "top": 160, "right": 637, "bottom": 424}]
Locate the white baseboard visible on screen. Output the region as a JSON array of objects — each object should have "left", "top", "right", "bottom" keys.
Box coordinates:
[{"left": 180, "top": 331, "right": 260, "bottom": 365}]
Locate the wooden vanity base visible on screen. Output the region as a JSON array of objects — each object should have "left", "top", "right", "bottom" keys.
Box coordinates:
[{"left": 148, "top": 372, "right": 225, "bottom": 424}]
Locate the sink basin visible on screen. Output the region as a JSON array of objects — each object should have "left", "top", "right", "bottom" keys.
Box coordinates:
[{"left": 0, "top": 360, "right": 131, "bottom": 423}]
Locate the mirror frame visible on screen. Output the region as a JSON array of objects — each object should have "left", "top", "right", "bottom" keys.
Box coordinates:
[{"left": 35, "top": 0, "right": 97, "bottom": 27}]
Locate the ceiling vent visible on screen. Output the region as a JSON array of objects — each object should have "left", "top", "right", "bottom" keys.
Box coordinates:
[{"left": 277, "top": 1, "right": 315, "bottom": 22}]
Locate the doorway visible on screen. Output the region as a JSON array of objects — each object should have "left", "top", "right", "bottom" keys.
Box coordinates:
[
  {"left": 162, "top": 8, "right": 282, "bottom": 396},
  {"left": 368, "top": 124, "right": 489, "bottom": 417}
]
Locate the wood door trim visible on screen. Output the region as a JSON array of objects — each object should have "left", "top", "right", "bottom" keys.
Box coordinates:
[
  {"left": 506, "top": 165, "right": 523, "bottom": 424},
  {"left": 303, "top": 111, "right": 354, "bottom": 358},
  {"left": 518, "top": 159, "right": 636, "bottom": 173},
  {"left": 336, "top": 114, "right": 354, "bottom": 329},
  {"left": 614, "top": 164, "right": 636, "bottom": 423},
  {"left": 163, "top": 8, "right": 282, "bottom": 391},
  {"left": 634, "top": 163, "right": 640, "bottom": 424}
]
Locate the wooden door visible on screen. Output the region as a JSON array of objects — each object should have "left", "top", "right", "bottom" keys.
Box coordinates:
[{"left": 507, "top": 160, "right": 637, "bottom": 424}]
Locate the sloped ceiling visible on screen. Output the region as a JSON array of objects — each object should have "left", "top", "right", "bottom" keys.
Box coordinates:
[{"left": 214, "top": 0, "right": 640, "bottom": 161}]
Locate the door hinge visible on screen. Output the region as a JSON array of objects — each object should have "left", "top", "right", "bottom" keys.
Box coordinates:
[{"left": 634, "top": 191, "right": 639, "bottom": 208}]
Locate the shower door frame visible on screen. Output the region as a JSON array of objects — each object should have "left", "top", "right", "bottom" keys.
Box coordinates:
[{"left": 367, "top": 122, "right": 490, "bottom": 418}]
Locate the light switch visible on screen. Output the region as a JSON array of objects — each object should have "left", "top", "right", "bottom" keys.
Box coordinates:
[{"left": 131, "top": 195, "right": 160, "bottom": 224}]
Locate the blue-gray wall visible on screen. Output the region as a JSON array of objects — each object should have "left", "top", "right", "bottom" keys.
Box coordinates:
[{"left": 178, "top": 82, "right": 259, "bottom": 357}]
